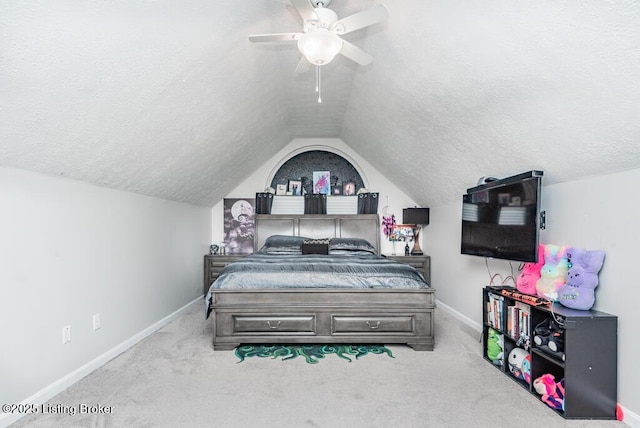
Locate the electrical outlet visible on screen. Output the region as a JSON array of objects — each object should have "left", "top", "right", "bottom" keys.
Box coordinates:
[
  {"left": 93, "top": 313, "right": 101, "bottom": 331},
  {"left": 62, "top": 325, "right": 71, "bottom": 344}
]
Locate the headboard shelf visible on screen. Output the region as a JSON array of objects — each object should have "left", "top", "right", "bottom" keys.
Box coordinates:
[{"left": 254, "top": 214, "right": 380, "bottom": 254}]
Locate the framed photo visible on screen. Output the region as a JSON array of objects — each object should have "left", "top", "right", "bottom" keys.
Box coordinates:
[
  {"left": 276, "top": 184, "right": 287, "bottom": 195},
  {"left": 331, "top": 185, "right": 342, "bottom": 195},
  {"left": 498, "top": 193, "right": 510, "bottom": 205},
  {"left": 288, "top": 179, "right": 302, "bottom": 196},
  {"left": 391, "top": 224, "right": 414, "bottom": 242},
  {"left": 223, "top": 198, "right": 255, "bottom": 254},
  {"left": 342, "top": 181, "right": 356, "bottom": 196},
  {"left": 313, "top": 171, "right": 330, "bottom": 194}
]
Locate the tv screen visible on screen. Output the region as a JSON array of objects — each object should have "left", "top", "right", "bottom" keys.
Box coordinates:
[{"left": 461, "top": 171, "right": 543, "bottom": 263}]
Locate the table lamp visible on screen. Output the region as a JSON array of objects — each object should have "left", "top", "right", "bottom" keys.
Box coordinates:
[{"left": 403, "top": 208, "right": 430, "bottom": 255}]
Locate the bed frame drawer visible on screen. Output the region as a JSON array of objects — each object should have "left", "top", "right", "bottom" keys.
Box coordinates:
[
  {"left": 232, "top": 315, "right": 316, "bottom": 334},
  {"left": 331, "top": 315, "right": 415, "bottom": 334},
  {"left": 211, "top": 288, "right": 436, "bottom": 351}
]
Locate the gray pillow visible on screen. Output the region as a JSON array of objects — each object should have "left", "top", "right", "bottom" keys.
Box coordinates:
[
  {"left": 329, "top": 238, "right": 376, "bottom": 254},
  {"left": 259, "top": 235, "right": 308, "bottom": 254}
]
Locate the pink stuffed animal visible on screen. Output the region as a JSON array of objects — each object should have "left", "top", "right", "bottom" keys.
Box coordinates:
[
  {"left": 516, "top": 244, "right": 545, "bottom": 295},
  {"left": 535, "top": 244, "right": 570, "bottom": 301},
  {"left": 533, "top": 374, "right": 565, "bottom": 411}
]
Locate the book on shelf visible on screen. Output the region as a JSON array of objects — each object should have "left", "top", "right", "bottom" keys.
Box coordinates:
[
  {"left": 506, "top": 305, "right": 518, "bottom": 339},
  {"left": 486, "top": 301, "right": 493, "bottom": 328},
  {"left": 487, "top": 292, "right": 504, "bottom": 330},
  {"left": 516, "top": 301, "right": 531, "bottom": 338}
]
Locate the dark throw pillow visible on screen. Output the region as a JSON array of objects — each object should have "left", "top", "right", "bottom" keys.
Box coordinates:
[{"left": 302, "top": 238, "right": 330, "bottom": 255}]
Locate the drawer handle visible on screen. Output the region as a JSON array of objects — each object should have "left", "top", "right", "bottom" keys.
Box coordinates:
[
  {"left": 366, "top": 321, "right": 381, "bottom": 329},
  {"left": 266, "top": 321, "right": 281, "bottom": 329}
]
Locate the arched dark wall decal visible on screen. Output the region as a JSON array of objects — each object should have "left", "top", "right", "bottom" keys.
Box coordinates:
[{"left": 270, "top": 150, "right": 365, "bottom": 195}]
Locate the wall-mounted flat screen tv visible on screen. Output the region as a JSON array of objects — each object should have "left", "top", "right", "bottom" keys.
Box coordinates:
[{"left": 461, "top": 170, "right": 543, "bottom": 263}]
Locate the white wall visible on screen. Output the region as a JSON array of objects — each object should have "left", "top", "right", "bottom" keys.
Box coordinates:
[
  {"left": 423, "top": 167, "right": 640, "bottom": 425},
  {"left": 0, "top": 167, "right": 211, "bottom": 419},
  {"left": 210, "top": 138, "right": 420, "bottom": 255}
]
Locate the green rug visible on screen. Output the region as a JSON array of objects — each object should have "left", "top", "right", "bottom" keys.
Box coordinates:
[{"left": 235, "top": 344, "right": 394, "bottom": 364}]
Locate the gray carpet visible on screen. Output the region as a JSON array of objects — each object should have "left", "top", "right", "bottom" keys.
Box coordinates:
[{"left": 12, "top": 304, "right": 623, "bottom": 428}]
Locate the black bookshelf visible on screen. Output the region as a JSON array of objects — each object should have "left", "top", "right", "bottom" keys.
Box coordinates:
[{"left": 482, "top": 286, "right": 618, "bottom": 419}]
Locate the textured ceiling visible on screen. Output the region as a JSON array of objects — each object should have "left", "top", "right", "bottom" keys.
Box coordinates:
[{"left": 1, "top": 0, "right": 639, "bottom": 208}]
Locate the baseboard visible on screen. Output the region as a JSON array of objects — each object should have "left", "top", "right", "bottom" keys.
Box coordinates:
[
  {"left": 436, "top": 299, "right": 482, "bottom": 332},
  {"left": 0, "top": 297, "right": 201, "bottom": 428},
  {"left": 621, "top": 406, "right": 640, "bottom": 428}
]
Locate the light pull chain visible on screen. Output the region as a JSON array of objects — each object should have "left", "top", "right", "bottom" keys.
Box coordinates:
[{"left": 316, "top": 65, "right": 322, "bottom": 103}]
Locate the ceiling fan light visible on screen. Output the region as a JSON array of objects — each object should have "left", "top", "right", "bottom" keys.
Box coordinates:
[{"left": 297, "top": 28, "right": 343, "bottom": 65}]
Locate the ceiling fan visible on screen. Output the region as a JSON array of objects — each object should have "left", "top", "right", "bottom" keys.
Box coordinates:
[{"left": 249, "top": 0, "right": 389, "bottom": 101}]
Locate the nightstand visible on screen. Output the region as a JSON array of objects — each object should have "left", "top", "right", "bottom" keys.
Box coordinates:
[
  {"left": 203, "top": 254, "right": 245, "bottom": 294},
  {"left": 383, "top": 254, "right": 431, "bottom": 285}
]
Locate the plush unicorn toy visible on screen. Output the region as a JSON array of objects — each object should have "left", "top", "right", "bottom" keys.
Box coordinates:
[{"left": 535, "top": 244, "right": 570, "bottom": 301}]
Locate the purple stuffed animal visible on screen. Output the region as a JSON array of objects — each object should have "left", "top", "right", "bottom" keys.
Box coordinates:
[
  {"left": 516, "top": 244, "right": 545, "bottom": 295},
  {"left": 557, "top": 247, "right": 605, "bottom": 310}
]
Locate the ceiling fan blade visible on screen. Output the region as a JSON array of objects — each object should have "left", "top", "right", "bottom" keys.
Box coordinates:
[
  {"left": 295, "top": 56, "right": 311, "bottom": 73},
  {"left": 340, "top": 40, "right": 374, "bottom": 66},
  {"left": 291, "top": 0, "right": 317, "bottom": 22},
  {"left": 333, "top": 4, "right": 389, "bottom": 35},
  {"left": 249, "top": 33, "right": 301, "bottom": 43}
]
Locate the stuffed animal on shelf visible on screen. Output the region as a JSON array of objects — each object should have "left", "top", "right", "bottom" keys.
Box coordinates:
[
  {"left": 533, "top": 318, "right": 551, "bottom": 346},
  {"left": 557, "top": 247, "right": 606, "bottom": 310},
  {"left": 533, "top": 318, "right": 565, "bottom": 360},
  {"left": 521, "top": 353, "right": 532, "bottom": 384},
  {"left": 535, "top": 244, "right": 570, "bottom": 301},
  {"left": 548, "top": 328, "right": 565, "bottom": 357},
  {"left": 533, "top": 374, "right": 565, "bottom": 411},
  {"left": 508, "top": 347, "right": 530, "bottom": 383},
  {"left": 516, "top": 244, "right": 545, "bottom": 295},
  {"left": 486, "top": 327, "right": 504, "bottom": 366}
]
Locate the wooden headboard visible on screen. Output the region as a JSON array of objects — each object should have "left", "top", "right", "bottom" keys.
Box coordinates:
[{"left": 254, "top": 214, "right": 381, "bottom": 254}]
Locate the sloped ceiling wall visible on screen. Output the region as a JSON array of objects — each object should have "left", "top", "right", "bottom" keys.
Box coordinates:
[{"left": 1, "top": 1, "right": 639, "bottom": 208}]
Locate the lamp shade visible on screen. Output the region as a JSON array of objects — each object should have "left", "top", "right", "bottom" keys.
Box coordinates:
[{"left": 403, "top": 207, "right": 430, "bottom": 225}]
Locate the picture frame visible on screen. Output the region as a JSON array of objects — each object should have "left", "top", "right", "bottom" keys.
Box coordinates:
[
  {"left": 391, "top": 224, "right": 414, "bottom": 242},
  {"left": 313, "top": 171, "right": 330, "bottom": 194},
  {"left": 342, "top": 181, "right": 356, "bottom": 196},
  {"left": 223, "top": 198, "right": 256, "bottom": 254},
  {"left": 498, "top": 193, "right": 510, "bottom": 205},
  {"left": 331, "top": 185, "right": 342, "bottom": 195},
  {"left": 276, "top": 184, "right": 287, "bottom": 195},
  {"left": 288, "top": 179, "right": 302, "bottom": 196}
]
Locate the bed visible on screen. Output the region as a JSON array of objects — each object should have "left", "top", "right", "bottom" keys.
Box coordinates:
[{"left": 206, "top": 214, "right": 436, "bottom": 351}]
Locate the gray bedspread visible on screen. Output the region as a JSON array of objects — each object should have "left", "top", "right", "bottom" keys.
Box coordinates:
[{"left": 204, "top": 253, "right": 428, "bottom": 317}]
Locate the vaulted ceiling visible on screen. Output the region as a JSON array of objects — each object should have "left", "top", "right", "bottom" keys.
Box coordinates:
[{"left": 2, "top": 1, "right": 639, "bottom": 208}]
